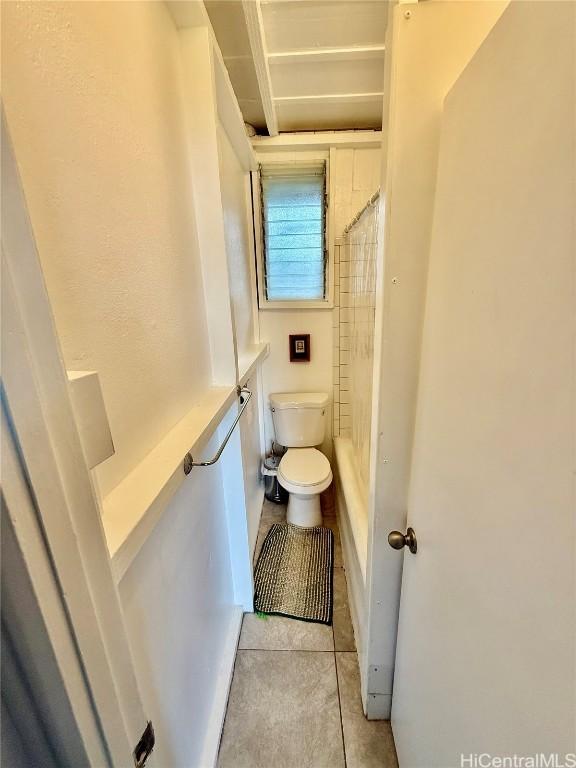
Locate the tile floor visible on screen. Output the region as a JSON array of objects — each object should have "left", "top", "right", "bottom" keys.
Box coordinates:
[{"left": 217, "top": 492, "right": 399, "bottom": 768}]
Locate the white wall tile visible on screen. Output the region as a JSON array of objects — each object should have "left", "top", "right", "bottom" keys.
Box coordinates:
[
  {"left": 339, "top": 377, "right": 350, "bottom": 392},
  {"left": 340, "top": 196, "right": 379, "bottom": 484}
]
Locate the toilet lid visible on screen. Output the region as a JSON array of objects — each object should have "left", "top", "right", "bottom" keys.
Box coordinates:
[{"left": 279, "top": 448, "right": 331, "bottom": 487}]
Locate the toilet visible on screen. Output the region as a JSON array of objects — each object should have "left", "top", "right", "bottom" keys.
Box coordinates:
[{"left": 269, "top": 392, "right": 332, "bottom": 527}]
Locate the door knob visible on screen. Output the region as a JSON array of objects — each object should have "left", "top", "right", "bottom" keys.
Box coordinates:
[{"left": 388, "top": 527, "right": 417, "bottom": 554}]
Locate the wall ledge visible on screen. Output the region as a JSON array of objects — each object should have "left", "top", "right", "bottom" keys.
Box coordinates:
[
  {"left": 102, "top": 386, "right": 237, "bottom": 582},
  {"left": 237, "top": 342, "right": 269, "bottom": 385}
]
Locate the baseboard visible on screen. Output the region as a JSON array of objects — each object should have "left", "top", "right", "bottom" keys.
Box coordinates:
[
  {"left": 334, "top": 471, "right": 366, "bottom": 656},
  {"left": 199, "top": 606, "right": 243, "bottom": 768},
  {"left": 366, "top": 693, "right": 392, "bottom": 720},
  {"left": 334, "top": 466, "right": 373, "bottom": 717},
  {"left": 249, "top": 486, "right": 266, "bottom": 561}
]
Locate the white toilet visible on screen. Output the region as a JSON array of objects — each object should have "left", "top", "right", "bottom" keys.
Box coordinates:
[{"left": 270, "top": 392, "right": 332, "bottom": 527}]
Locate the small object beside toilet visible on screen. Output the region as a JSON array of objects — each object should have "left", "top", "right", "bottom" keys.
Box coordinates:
[{"left": 262, "top": 454, "right": 289, "bottom": 505}]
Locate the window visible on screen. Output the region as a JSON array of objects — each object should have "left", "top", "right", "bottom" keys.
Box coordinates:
[{"left": 259, "top": 163, "right": 327, "bottom": 304}]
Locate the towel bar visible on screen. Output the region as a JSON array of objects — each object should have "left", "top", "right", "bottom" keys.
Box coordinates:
[{"left": 182, "top": 385, "right": 252, "bottom": 474}]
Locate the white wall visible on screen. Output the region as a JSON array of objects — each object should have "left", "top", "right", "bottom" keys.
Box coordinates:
[
  {"left": 216, "top": 123, "right": 264, "bottom": 557},
  {"left": 239, "top": 378, "right": 265, "bottom": 557},
  {"left": 259, "top": 309, "right": 335, "bottom": 457},
  {"left": 217, "top": 124, "right": 255, "bottom": 360},
  {"left": 2, "top": 0, "right": 212, "bottom": 499},
  {"left": 2, "top": 3, "right": 254, "bottom": 765},
  {"left": 332, "top": 148, "right": 381, "bottom": 238},
  {"left": 118, "top": 432, "right": 235, "bottom": 768}
]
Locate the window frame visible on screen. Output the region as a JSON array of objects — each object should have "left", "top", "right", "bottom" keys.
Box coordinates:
[{"left": 252, "top": 157, "right": 334, "bottom": 310}]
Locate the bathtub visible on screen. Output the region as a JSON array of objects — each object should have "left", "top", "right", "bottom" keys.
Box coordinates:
[{"left": 333, "top": 436, "right": 369, "bottom": 659}]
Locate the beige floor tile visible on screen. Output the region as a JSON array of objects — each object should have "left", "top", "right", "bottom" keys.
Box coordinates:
[
  {"left": 321, "top": 487, "right": 336, "bottom": 516},
  {"left": 218, "top": 651, "right": 345, "bottom": 768},
  {"left": 334, "top": 534, "right": 343, "bottom": 567},
  {"left": 253, "top": 521, "right": 274, "bottom": 564},
  {"left": 333, "top": 568, "right": 356, "bottom": 651},
  {"left": 261, "top": 499, "right": 287, "bottom": 524},
  {"left": 323, "top": 517, "right": 343, "bottom": 567},
  {"left": 336, "top": 652, "right": 398, "bottom": 768},
  {"left": 239, "top": 613, "right": 334, "bottom": 651}
]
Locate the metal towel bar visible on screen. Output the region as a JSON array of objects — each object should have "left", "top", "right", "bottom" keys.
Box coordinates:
[{"left": 183, "top": 385, "right": 252, "bottom": 474}]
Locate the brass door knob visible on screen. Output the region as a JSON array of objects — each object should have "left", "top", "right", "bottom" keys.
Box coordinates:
[{"left": 388, "top": 527, "right": 417, "bottom": 554}]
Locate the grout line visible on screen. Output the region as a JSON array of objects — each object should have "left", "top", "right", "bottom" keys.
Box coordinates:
[
  {"left": 334, "top": 608, "right": 348, "bottom": 768},
  {"left": 331, "top": 521, "right": 348, "bottom": 768},
  {"left": 237, "top": 648, "right": 335, "bottom": 653}
]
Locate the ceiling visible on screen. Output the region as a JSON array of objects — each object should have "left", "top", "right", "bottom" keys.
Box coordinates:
[{"left": 204, "top": 0, "right": 389, "bottom": 135}]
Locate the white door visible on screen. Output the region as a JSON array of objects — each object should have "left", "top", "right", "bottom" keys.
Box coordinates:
[
  {"left": 390, "top": 4, "right": 575, "bottom": 766},
  {"left": 2, "top": 111, "right": 149, "bottom": 767}
]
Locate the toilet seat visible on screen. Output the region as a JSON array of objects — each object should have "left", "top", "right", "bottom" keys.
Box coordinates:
[{"left": 278, "top": 448, "right": 333, "bottom": 496}]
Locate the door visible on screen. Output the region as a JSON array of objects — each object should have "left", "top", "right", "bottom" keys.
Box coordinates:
[
  {"left": 391, "top": 3, "right": 575, "bottom": 766},
  {"left": 2, "top": 111, "right": 149, "bottom": 766},
  {"left": 2, "top": 410, "right": 99, "bottom": 767}
]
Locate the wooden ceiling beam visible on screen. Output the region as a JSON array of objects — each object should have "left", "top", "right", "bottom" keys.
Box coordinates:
[
  {"left": 252, "top": 130, "right": 383, "bottom": 151},
  {"left": 268, "top": 44, "right": 385, "bottom": 63},
  {"left": 242, "top": 0, "right": 279, "bottom": 137},
  {"left": 274, "top": 92, "right": 384, "bottom": 104}
]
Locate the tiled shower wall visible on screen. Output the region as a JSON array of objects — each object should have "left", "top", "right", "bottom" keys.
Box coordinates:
[
  {"left": 331, "top": 148, "right": 380, "bottom": 448},
  {"left": 332, "top": 198, "right": 379, "bottom": 487}
]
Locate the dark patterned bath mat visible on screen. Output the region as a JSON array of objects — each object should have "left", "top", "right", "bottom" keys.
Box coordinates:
[{"left": 254, "top": 523, "right": 334, "bottom": 625}]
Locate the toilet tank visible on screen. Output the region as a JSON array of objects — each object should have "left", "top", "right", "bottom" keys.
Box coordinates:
[{"left": 270, "top": 392, "right": 329, "bottom": 447}]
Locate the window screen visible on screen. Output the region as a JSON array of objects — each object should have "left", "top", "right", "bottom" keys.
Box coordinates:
[{"left": 260, "top": 163, "right": 326, "bottom": 301}]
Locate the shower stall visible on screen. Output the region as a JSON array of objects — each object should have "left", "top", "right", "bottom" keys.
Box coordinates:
[
  {"left": 343, "top": 191, "right": 379, "bottom": 488},
  {"left": 332, "top": 191, "right": 380, "bottom": 654}
]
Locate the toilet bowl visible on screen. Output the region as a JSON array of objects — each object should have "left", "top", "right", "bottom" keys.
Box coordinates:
[
  {"left": 269, "top": 392, "right": 332, "bottom": 527},
  {"left": 278, "top": 447, "right": 332, "bottom": 527}
]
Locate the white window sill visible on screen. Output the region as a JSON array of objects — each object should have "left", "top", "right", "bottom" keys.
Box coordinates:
[{"left": 259, "top": 299, "right": 334, "bottom": 311}]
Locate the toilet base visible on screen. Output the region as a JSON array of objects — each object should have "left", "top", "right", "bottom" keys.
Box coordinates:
[{"left": 287, "top": 492, "right": 322, "bottom": 527}]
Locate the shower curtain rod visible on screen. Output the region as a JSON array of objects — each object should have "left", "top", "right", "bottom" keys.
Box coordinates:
[{"left": 343, "top": 189, "right": 381, "bottom": 234}]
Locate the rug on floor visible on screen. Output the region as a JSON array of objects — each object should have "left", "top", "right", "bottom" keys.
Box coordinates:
[{"left": 253, "top": 523, "right": 334, "bottom": 625}]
